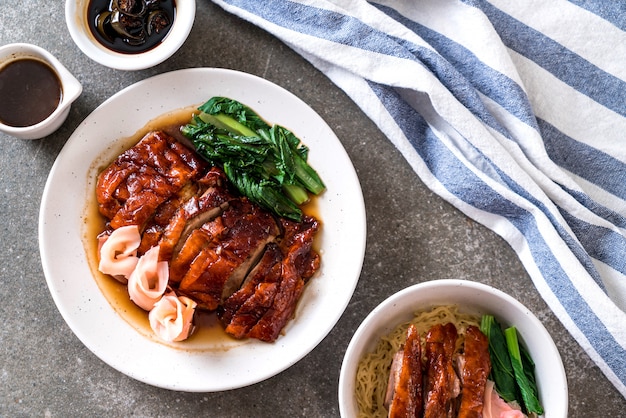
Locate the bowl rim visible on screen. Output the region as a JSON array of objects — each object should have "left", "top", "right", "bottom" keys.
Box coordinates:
[
  {"left": 338, "top": 279, "right": 568, "bottom": 417},
  {"left": 64, "top": 0, "right": 196, "bottom": 71}
]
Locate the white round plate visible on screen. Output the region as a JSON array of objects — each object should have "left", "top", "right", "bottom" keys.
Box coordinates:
[{"left": 39, "top": 68, "right": 366, "bottom": 392}]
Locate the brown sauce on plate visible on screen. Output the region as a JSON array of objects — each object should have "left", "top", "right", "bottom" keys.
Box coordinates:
[{"left": 0, "top": 58, "right": 62, "bottom": 127}]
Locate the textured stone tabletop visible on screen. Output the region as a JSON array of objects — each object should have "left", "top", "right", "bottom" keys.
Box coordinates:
[{"left": 1, "top": 1, "right": 624, "bottom": 416}]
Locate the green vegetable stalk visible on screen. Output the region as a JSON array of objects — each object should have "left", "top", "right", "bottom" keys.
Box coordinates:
[
  {"left": 181, "top": 97, "right": 326, "bottom": 221},
  {"left": 481, "top": 315, "right": 544, "bottom": 415},
  {"left": 480, "top": 315, "right": 518, "bottom": 402},
  {"left": 505, "top": 327, "right": 544, "bottom": 415}
]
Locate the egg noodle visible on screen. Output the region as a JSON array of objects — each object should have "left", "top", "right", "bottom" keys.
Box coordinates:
[{"left": 354, "top": 305, "right": 481, "bottom": 418}]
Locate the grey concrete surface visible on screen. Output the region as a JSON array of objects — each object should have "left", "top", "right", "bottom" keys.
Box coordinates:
[{"left": 1, "top": 1, "right": 624, "bottom": 417}]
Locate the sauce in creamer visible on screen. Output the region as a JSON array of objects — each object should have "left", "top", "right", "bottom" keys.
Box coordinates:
[
  {"left": 82, "top": 106, "right": 322, "bottom": 352},
  {"left": 0, "top": 58, "right": 62, "bottom": 127}
]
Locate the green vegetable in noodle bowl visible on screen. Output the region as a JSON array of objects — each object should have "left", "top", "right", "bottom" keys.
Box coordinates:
[
  {"left": 505, "top": 327, "right": 543, "bottom": 415},
  {"left": 480, "top": 315, "right": 518, "bottom": 402},
  {"left": 182, "top": 97, "right": 326, "bottom": 221},
  {"left": 481, "top": 315, "right": 544, "bottom": 416}
]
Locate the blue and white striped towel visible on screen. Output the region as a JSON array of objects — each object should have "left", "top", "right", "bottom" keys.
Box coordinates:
[{"left": 212, "top": 0, "right": 626, "bottom": 397}]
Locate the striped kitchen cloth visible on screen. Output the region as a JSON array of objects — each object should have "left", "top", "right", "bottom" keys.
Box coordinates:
[{"left": 212, "top": 0, "right": 626, "bottom": 397}]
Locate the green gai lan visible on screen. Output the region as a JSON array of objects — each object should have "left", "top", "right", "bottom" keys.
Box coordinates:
[
  {"left": 480, "top": 315, "right": 543, "bottom": 415},
  {"left": 181, "top": 97, "right": 325, "bottom": 221}
]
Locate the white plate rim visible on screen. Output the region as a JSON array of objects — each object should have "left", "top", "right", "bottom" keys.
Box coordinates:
[{"left": 38, "top": 68, "right": 366, "bottom": 392}]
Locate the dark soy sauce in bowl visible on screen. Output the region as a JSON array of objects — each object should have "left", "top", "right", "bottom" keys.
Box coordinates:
[
  {"left": 0, "top": 58, "right": 62, "bottom": 127},
  {"left": 87, "top": 0, "right": 176, "bottom": 54}
]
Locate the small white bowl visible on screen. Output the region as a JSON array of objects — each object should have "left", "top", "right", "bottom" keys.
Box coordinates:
[
  {"left": 339, "top": 279, "right": 568, "bottom": 417},
  {"left": 0, "top": 43, "right": 82, "bottom": 140},
  {"left": 65, "top": 0, "right": 195, "bottom": 71}
]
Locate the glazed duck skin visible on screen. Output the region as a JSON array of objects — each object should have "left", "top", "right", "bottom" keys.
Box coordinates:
[
  {"left": 245, "top": 216, "right": 321, "bottom": 342},
  {"left": 96, "top": 130, "right": 207, "bottom": 231},
  {"left": 457, "top": 326, "right": 491, "bottom": 418},
  {"left": 386, "top": 324, "right": 424, "bottom": 418},
  {"left": 424, "top": 323, "right": 460, "bottom": 418},
  {"left": 176, "top": 198, "right": 280, "bottom": 310}
]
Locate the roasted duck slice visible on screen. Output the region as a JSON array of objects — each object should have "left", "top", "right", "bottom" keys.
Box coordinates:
[
  {"left": 424, "top": 323, "right": 461, "bottom": 418},
  {"left": 159, "top": 168, "right": 234, "bottom": 263},
  {"left": 278, "top": 216, "right": 322, "bottom": 282},
  {"left": 246, "top": 216, "right": 320, "bottom": 342},
  {"left": 220, "top": 216, "right": 321, "bottom": 341},
  {"left": 96, "top": 130, "right": 206, "bottom": 230},
  {"left": 177, "top": 198, "right": 280, "bottom": 310},
  {"left": 385, "top": 324, "right": 424, "bottom": 418},
  {"left": 457, "top": 325, "right": 491, "bottom": 418},
  {"left": 168, "top": 223, "right": 220, "bottom": 285},
  {"left": 137, "top": 181, "right": 201, "bottom": 254},
  {"left": 218, "top": 243, "right": 283, "bottom": 334}
]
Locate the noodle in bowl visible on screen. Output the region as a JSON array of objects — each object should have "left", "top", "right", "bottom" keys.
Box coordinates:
[{"left": 338, "top": 280, "right": 568, "bottom": 417}]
